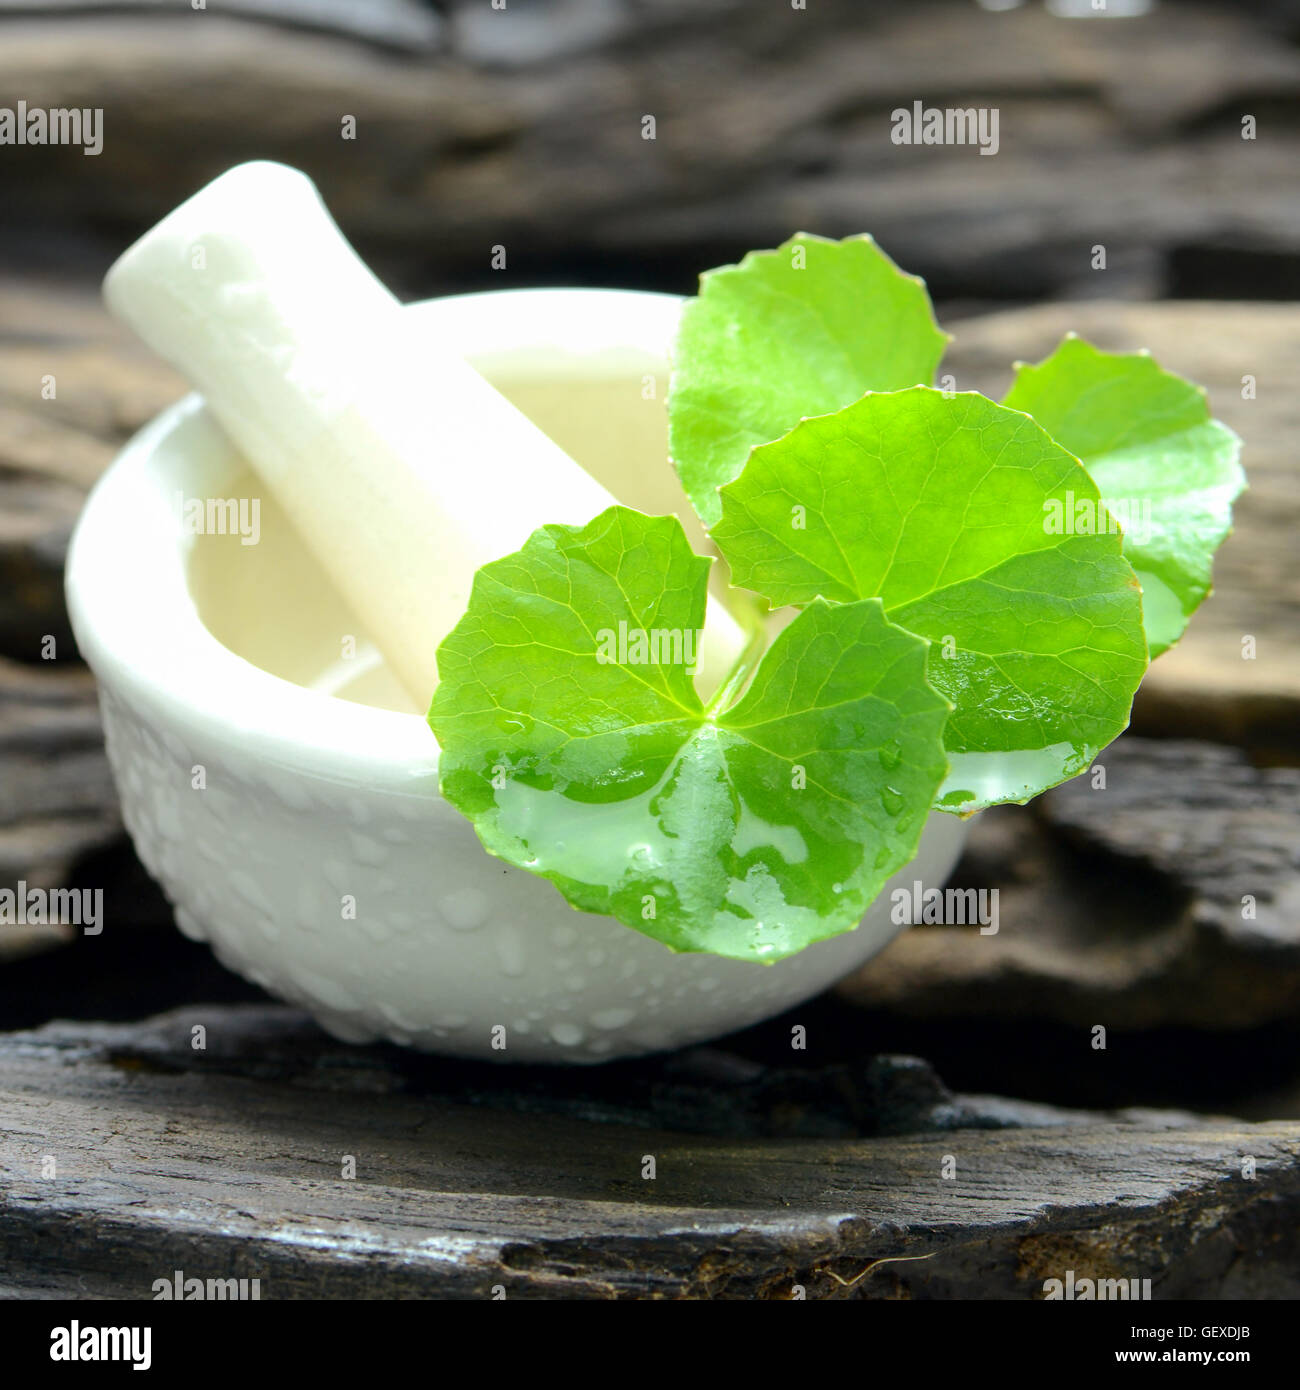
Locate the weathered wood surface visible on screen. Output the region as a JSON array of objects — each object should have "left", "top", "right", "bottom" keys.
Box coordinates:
[
  {"left": 2, "top": 1005, "right": 1297, "bottom": 1299},
  {"left": 0, "top": 279, "right": 169, "bottom": 961},
  {"left": 0, "top": 0, "right": 443, "bottom": 53},
  {"left": 1, "top": 1, "right": 1298, "bottom": 300},
  {"left": 840, "top": 739, "right": 1300, "bottom": 1030},
  {"left": 0, "top": 657, "right": 119, "bottom": 962},
  {"left": 0, "top": 275, "right": 182, "bottom": 663}
]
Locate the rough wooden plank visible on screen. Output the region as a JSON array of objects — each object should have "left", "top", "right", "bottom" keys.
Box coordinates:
[
  {"left": 0, "top": 3, "right": 1297, "bottom": 298},
  {"left": 1043, "top": 740, "right": 1300, "bottom": 960},
  {"left": 25, "top": 1004, "right": 1238, "bottom": 1141},
  {"left": 0, "top": 270, "right": 134, "bottom": 960},
  {"left": 1, "top": 1006, "right": 1297, "bottom": 1298},
  {"left": 0, "top": 275, "right": 183, "bottom": 664},
  {"left": 0, "top": 657, "right": 120, "bottom": 962},
  {"left": 0, "top": 0, "right": 443, "bottom": 53},
  {"left": 839, "top": 738, "right": 1300, "bottom": 1031}
]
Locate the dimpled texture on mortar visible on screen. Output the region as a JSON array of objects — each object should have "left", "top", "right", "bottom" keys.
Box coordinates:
[{"left": 95, "top": 675, "right": 969, "bottom": 1062}]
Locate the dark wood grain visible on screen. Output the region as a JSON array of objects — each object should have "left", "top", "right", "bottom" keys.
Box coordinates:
[
  {"left": 0, "top": 657, "right": 119, "bottom": 962},
  {"left": 2, "top": 1005, "right": 1297, "bottom": 1299},
  {"left": 840, "top": 739, "right": 1300, "bottom": 1030},
  {"left": 0, "top": 2, "right": 1297, "bottom": 299}
]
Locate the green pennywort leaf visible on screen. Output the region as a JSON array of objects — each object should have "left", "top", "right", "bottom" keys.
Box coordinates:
[
  {"left": 1002, "top": 336, "right": 1245, "bottom": 658},
  {"left": 712, "top": 387, "right": 1149, "bottom": 813},
  {"left": 430, "top": 506, "right": 950, "bottom": 962},
  {"left": 667, "top": 232, "right": 948, "bottom": 526}
]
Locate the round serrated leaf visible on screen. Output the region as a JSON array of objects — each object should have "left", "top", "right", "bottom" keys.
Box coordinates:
[
  {"left": 668, "top": 233, "right": 948, "bottom": 527},
  {"left": 1002, "top": 336, "right": 1245, "bottom": 658},
  {"left": 713, "top": 387, "right": 1149, "bottom": 812},
  {"left": 430, "top": 506, "right": 950, "bottom": 962}
]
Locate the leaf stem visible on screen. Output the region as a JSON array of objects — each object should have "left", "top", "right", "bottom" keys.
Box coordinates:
[{"left": 704, "top": 616, "right": 767, "bottom": 716}]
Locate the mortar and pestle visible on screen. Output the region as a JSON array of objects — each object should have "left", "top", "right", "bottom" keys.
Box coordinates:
[{"left": 65, "top": 163, "right": 968, "bottom": 1062}]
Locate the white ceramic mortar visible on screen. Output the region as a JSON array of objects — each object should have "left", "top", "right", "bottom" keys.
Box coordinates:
[{"left": 65, "top": 287, "right": 969, "bottom": 1063}]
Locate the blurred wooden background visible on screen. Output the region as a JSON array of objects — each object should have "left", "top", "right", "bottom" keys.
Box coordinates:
[{"left": 0, "top": 0, "right": 1298, "bottom": 302}]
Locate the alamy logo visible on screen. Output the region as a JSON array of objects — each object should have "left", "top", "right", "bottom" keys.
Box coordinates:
[
  {"left": 595, "top": 621, "right": 700, "bottom": 670},
  {"left": 174, "top": 491, "right": 261, "bottom": 545},
  {"left": 1043, "top": 491, "right": 1153, "bottom": 545},
  {"left": 0, "top": 882, "right": 102, "bottom": 934},
  {"left": 1044, "top": 1270, "right": 1152, "bottom": 1300},
  {"left": 890, "top": 880, "right": 999, "bottom": 934},
  {"left": 152, "top": 1269, "right": 261, "bottom": 1300},
  {"left": 1, "top": 102, "right": 103, "bottom": 156},
  {"left": 891, "top": 101, "right": 999, "bottom": 156},
  {"left": 50, "top": 1323, "right": 150, "bottom": 1370}
]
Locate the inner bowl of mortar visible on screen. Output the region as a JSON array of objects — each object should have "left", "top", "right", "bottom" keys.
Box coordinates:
[{"left": 66, "top": 288, "right": 970, "bottom": 1063}]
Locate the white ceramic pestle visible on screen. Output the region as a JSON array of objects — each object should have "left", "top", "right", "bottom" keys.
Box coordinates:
[{"left": 101, "top": 161, "right": 747, "bottom": 707}]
